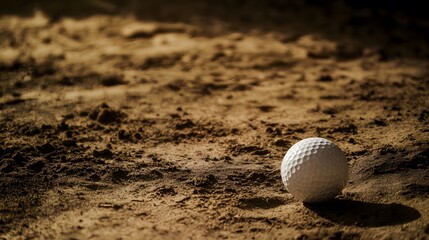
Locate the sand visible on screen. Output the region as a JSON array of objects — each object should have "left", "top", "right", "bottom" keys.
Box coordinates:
[{"left": 0, "top": 1, "right": 428, "bottom": 239}]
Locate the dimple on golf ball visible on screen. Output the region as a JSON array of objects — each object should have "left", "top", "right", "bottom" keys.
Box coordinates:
[{"left": 280, "top": 137, "right": 348, "bottom": 203}]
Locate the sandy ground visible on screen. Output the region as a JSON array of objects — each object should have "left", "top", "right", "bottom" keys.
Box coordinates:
[{"left": 0, "top": 1, "right": 428, "bottom": 239}]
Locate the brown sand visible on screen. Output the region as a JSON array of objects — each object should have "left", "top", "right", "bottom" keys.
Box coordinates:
[{"left": 0, "top": 1, "right": 428, "bottom": 239}]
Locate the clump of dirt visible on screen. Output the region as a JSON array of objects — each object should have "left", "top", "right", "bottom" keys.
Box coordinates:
[{"left": 87, "top": 103, "right": 127, "bottom": 125}]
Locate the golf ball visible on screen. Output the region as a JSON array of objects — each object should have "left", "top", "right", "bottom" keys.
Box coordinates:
[{"left": 280, "top": 137, "right": 348, "bottom": 203}]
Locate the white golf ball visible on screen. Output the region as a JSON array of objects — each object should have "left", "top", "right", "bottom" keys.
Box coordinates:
[{"left": 280, "top": 137, "right": 348, "bottom": 203}]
